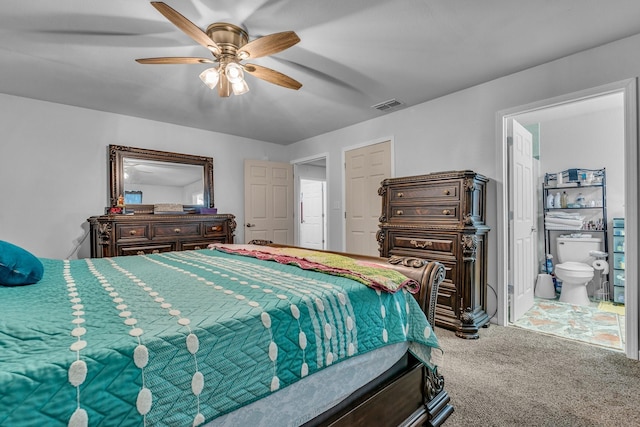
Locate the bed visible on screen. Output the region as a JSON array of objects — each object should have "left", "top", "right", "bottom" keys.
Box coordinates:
[{"left": 0, "top": 241, "right": 452, "bottom": 426}]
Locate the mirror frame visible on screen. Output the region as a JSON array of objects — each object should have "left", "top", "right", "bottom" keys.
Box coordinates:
[{"left": 109, "top": 145, "right": 214, "bottom": 213}]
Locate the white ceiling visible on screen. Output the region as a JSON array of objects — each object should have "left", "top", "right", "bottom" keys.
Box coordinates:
[{"left": 2, "top": 0, "right": 640, "bottom": 145}]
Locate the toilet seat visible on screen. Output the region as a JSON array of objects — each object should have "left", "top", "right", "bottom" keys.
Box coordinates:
[
  {"left": 555, "top": 261, "right": 594, "bottom": 306},
  {"left": 555, "top": 261, "right": 594, "bottom": 279}
]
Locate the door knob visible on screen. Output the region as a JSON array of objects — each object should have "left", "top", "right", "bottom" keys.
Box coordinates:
[{"left": 246, "top": 223, "right": 255, "bottom": 227}]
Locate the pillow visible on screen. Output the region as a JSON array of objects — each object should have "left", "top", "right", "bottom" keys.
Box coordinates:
[{"left": 0, "top": 241, "right": 44, "bottom": 286}]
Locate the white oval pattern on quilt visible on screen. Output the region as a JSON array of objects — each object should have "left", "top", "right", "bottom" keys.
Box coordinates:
[
  {"left": 68, "top": 360, "right": 87, "bottom": 387},
  {"left": 382, "top": 329, "right": 388, "bottom": 343},
  {"left": 299, "top": 331, "right": 307, "bottom": 350},
  {"left": 301, "top": 362, "right": 309, "bottom": 377},
  {"left": 193, "top": 413, "right": 205, "bottom": 426},
  {"left": 326, "top": 352, "right": 334, "bottom": 365},
  {"left": 270, "top": 376, "right": 280, "bottom": 391},
  {"left": 129, "top": 328, "right": 144, "bottom": 337},
  {"left": 136, "top": 387, "right": 153, "bottom": 415},
  {"left": 71, "top": 327, "right": 86, "bottom": 337},
  {"left": 290, "top": 304, "right": 300, "bottom": 319},
  {"left": 192, "top": 372, "right": 204, "bottom": 396},
  {"left": 186, "top": 333, "right": 199, "bottom": 354},
  {"left": 423, "top": 326, "right": 431, "bottom": 339},
  {"left": 68, "top": 408, "right": 88, "bottom": 427},
  {"left": 346, "top": 316, "right": 354, "bottom": 331},
  {"left": 269, "top": 341, "right": 278, "bottom": 362},
  {"left": 324, "top": 323, "right": 332, "bottom": 339},
  {"left": 261, "top": 312, "right": 271, "bottom": 328},
  {"left": 70, "top": 340, "right": 87, "bottom": 352},
  {"left": 380, "top": 305, "right": 386, "bottom": 319},
  {"left": 134, "top": 345, "right": 149, "bottom": 369}
]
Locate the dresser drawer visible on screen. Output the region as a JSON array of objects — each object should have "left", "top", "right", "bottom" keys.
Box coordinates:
[
  {"left": 390, "top": 182, "right": 460, "bottom": 202},
  {"left": 388, "top": 203, "right": 460, "bottom": 222},
  {"left": 119, "top": 243, "right": 175, "bottom": 256},
  {"left": 390, "top": 234, "right": 456, "bottom": 257},
  {"left": 204, "top": 221, "right": 227, "bottom": 236},
  {"left": 152, "top": 223, "right": 201, "bottom": 239},
  {"left": 116, "top": 224, "right": 149, "bottom": 240},
  {"left": 182, "top": 239, "right": 226, "bottom": 251}
]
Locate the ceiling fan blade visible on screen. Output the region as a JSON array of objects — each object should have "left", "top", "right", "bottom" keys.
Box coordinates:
[
  {"left": 135, "top": 57, "right": 215, "bottom": 64},
  {"left": 151, "top": 2, "right": 220, "bottom": 54},
  {"left": 244, "top": 64, "right": 302, "bottom": 90},
  {"left": 218, "top": 74, "right": 231, "bottom": 97},
  {"left": 238, "top": 31, "right": 300, "bottom": 59}
]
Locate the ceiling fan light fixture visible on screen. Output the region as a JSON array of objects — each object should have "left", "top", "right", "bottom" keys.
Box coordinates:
[
  {"left": 199, "top": 67, "right": 220, "bottom": 89},
  {"left": 231, "top": 79, "right": 250, "bottom": 96},
  {"left": 225, "top": 62, "right": 245, "bottom": 84}
]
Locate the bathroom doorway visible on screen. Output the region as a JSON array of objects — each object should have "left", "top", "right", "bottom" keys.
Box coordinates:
[
  {"left": 292, "top": 155, "right": 328, "bottom": 250},
  {"left": 497, "top": 79, "right": 638, "bottom": 359}
]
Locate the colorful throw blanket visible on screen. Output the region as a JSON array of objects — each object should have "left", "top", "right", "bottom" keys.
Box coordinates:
[{"left": 210, "top": 244, "right": 420, "bottom": 294}]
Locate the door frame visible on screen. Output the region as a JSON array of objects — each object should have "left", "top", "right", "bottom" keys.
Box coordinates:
[
  {"left": 341, "top": 136, "right": 395, "bottom": 252},
  {"left": 496, "top": 79, "right": 638, "bottom": 360},
  {"left": 292, "top": 153, "right": 329, "bottom": 247}
]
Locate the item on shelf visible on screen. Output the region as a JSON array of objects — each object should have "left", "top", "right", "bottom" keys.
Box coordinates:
[
  {"left": 554, "top": 192, "right": 561, "bottom": 208},
  {"left": 561, "top": 191, "right": 568, "bottom": 208},
  {"left": 544, "top": 211, "right": 585, "bottom": 230},
  {"left": 547, "top": 194, "right": 555, "bottom": 209},
  {"left": 575, "top": 193, "right": 586, "bottom": 207}
]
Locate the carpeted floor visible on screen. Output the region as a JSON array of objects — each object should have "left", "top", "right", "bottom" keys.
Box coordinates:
[{"left": 435, "top": 325, "right": 640, "bottom": 427}]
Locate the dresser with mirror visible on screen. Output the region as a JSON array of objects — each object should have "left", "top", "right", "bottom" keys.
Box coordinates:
[{"left": 88, "top": 145, "right": 235, "bottom": 258}]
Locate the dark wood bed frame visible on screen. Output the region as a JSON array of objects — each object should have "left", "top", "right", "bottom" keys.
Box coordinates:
[{"left": 249, "top": 242, "right": 454, "bottom": 426}]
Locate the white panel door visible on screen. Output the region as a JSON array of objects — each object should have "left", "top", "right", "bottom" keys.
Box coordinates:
[
  {"left": 299, "top": 179, "right": 325, "bottom": 250},
  {"left": 345, "top": 141, "right": 391, "bottom": 255},
  {"left": 244, "top": 160, "right": 294, "bottom": 244},
  {"left": 509, "top": 119, "right": 536, "bottom": 323}
]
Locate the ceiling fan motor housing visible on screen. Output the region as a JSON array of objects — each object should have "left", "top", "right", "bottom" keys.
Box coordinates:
[{"left": 206, "top": 23, "right": 248, "bottom": 58}]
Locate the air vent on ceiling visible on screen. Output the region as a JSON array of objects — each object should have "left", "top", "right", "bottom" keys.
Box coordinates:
[{"left": 371, "top": 98, "right": 404, "bottom": 112}]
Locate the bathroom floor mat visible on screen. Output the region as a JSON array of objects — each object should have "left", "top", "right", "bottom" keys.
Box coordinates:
[
  {"left": 597, "top": 301, "right": 626, "bottom": 316},
  {"left": 512, "top": 298, "right": 624, "bottom": 352}
]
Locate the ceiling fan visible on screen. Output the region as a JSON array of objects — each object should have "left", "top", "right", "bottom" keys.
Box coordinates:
[{"left": 135, "top": 1, "right": 302, "bottom": 97}]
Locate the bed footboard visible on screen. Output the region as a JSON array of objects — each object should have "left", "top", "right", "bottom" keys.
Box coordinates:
[{"left": 248, "top": 243, "right": 453, "bottom": 426}]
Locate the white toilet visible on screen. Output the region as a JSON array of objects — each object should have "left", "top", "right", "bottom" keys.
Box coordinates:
[{"left": 554, "top": 236, "right": 602, "bottom": 306}]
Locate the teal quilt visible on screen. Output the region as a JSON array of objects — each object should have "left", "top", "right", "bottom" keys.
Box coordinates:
[{"left": 0, "top": 249, "right": 442, "bottom": 426}]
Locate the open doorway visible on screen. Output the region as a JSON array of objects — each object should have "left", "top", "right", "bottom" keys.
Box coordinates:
[
  {"left": 497, "top": 79, "right": 638, "bottom": 359},
  {"left": 293, "top": 155, "right": 328, "bottom": 250}
]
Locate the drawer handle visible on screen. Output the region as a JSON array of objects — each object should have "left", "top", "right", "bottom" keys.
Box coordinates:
[
  {"left": 152, "top": 250, "right": 159, "bottom": 254},
  {"left": 136, "top": 250, "right": 145, "bottom": 255},
  {"left": 410, "top": 239, "right": 433, "bottom": 249},
  {"left": 396, "top": 210, "right": 404, "bottom": 216},
  {"left": 444, "top": 189, "right": 450, "bottom": 195},
  {"left": 211, "top": 226, "right": 221, "bottom": 232},
  {"left": 174, "top": 228, "right": 181, "bottom": 233},
  {"left": 130, "top": 230, "right": 137, "bottom": 235},
  {"left": 397, "top": 192, "right": 404, "bottom": 198},
  {"left": 194, "top": 246, "right": 202, "bottom": 250},
  {"left": 442, "top": 209, "right": 451, "bottom": 215}
]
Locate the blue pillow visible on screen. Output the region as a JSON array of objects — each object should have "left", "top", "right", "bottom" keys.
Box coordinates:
[{"left": 0, "top": 241, "right": 44, "bottom": 286}]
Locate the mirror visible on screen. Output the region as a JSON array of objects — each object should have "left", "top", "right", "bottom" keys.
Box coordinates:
[{"left": 109, "top": 145, "right": 214, "bottom": 213}]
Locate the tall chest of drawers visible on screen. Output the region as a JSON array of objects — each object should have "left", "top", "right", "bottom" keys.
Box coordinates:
[
  {"left": 378, "top": 170, "right": 490, "bottom": 338},
  {"left": 88, "top": 214, "right": 236, "bottom": 258}
]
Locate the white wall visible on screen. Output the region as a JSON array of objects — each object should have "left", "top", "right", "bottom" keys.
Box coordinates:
[
  {"left": 286, "top": 32, "right": 640, "bottom": 321},
  {"left": 0, "top": 94, "right": 288, "bottom": 259}
]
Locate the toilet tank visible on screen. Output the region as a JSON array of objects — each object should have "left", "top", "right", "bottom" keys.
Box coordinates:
[{"left": 556, "top": 236, "right": 602, "bottom": 263}]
